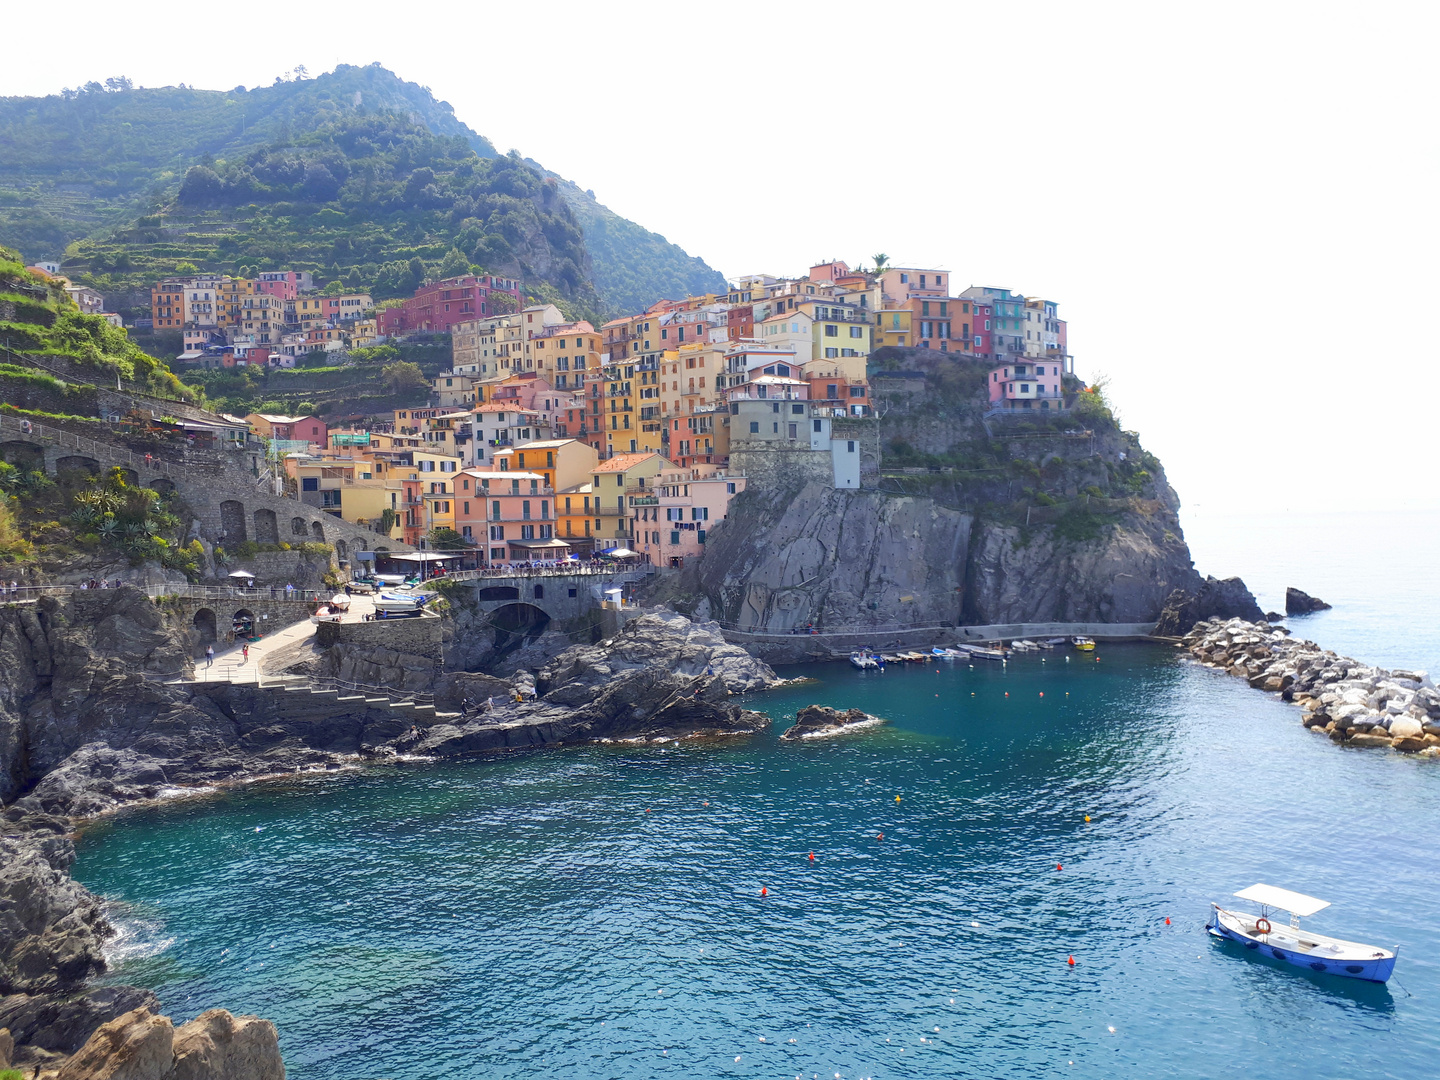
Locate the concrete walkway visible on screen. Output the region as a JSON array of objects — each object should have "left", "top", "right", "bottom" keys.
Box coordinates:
[{"left": 193, "top": 594, "right": 375, "bottom": 684}]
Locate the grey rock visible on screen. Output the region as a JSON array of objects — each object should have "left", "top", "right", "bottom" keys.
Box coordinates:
[
  {"left": 780, "top": 705, "right": 882, "bottom": 741},
  {"left": 1285, "top": 587, "right": 1332, "bottom": 616}
]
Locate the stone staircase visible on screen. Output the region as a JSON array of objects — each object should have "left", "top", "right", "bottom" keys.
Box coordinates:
[{"left": 258, "top": 674, "right": 462, "bottom": 723}]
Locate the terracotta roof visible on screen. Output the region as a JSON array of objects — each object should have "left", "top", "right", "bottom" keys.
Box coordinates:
[{"left": 593, "top": 452, "right": 661, "bottom": 473}]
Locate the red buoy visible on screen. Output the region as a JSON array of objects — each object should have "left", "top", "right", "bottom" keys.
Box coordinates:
[
  {"left": 760, "top": 886, "right": 768, "bottom": 897},
  {"left": 1067, "top": 955, "right": 1075, "bottom": 966},
  {"left": 1039, "top": 692, "right": 1044, "bottom": 697},
  {"left": 1057, "top": 864, "right": 1063, "bottom": 871},
  {"left": 1165, "top": 917, "right": 1171, "bottom": 925},
  {"left": 808, "top": 852, "right": 814, "bottom": 861},
  {"left": 877, "top": 832, "right": 884, "bottom": 841}
]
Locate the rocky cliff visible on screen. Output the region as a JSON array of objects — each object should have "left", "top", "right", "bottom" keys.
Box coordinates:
[{"left": 693, "top": 353, "right": 1256, "bottom": 640}]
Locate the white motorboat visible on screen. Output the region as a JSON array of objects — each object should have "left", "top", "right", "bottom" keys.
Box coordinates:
[
  {"left": 849, "top": 650, "right": 880, "bottom": 670},
  {"left": 373, "top": 591, "right": 431, "bottom": 614},
  {"left": 1207, "top": 883, "right": 1397, "bottom": 983}
]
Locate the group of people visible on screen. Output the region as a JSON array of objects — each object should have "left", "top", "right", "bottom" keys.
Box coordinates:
[
  {"left": 3, "top": 580, "right": 19, "bottom": 597},
  {"left": 78, "top": 579, "right": 123, "bottom": 590}
]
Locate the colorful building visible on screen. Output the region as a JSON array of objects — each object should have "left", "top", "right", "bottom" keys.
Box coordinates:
[
  {"left": 589, "top": 451, "right": 671, "bottom": 547},
  {"left": 453, "top": 469, "right": 564, "bottom": 565},
  {"left": 378, "top": 274, "right": 524, "bottom": 336},
  {"left": 987, "top": 360, "right": 1066, "bottom": 412},
  {"left": 633, "top": 468, "right": 747, "bottom": 567}
]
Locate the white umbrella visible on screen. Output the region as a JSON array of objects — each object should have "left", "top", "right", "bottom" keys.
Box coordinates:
[{"left": 228, "top": 570, "right": 256, "bottom": 579}]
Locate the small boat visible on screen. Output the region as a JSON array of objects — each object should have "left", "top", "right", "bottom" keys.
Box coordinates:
[
  {"left": 1072, "top": 636, "right": 1096, "bottom": 651},
  {"left": 1208, "top": 883, "right": 1396, "bottom": 983},
  {"left": 328, "top": 594, "right": 351, "bottom": 612},
  {"left": 849, "top": 650, "right": 880, "bottom": 670},
  {"left": 310, "top": 611, "right": 343, "bottom": 625},
  {"left": 1042, "top": 637, "right": 1067, "bottom": 648},
  {"left": 1016, "top": 639, "right": 1038, "bottom": 651},
  {"left": 962, "top": 644, "right": 1008, "bottom": 660},
  {"left": 880, "top": 654, "right": 903, "bottom": 665},
  {"left": 373, "top": 591, "right": 431, "bottom": 614},
  {"left": 931, "top": 647, "right": 964, "bottom": 659}
]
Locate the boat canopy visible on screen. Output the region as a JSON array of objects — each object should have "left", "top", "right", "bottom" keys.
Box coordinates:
[{"left": 1234, "top": 883, "right": 1331, "bottom": 917}]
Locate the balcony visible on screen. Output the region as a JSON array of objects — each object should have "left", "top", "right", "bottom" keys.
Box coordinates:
[{"left": 630, "top": 495, "right": 658, "bottom": 506}]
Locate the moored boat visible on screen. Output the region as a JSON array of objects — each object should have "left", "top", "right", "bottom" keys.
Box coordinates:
[
  {"left": 1207, "top": 883, "right": 1396, "bottom": 983},
  {"left": 849, "top": 650, "right": 880, "bottom": 670},
  {"left": 1072, "top": 636, "right": 1096, "bottom": 651},
  {"left": 964, "top": 645, "right": 1008, "bottom": 660}
]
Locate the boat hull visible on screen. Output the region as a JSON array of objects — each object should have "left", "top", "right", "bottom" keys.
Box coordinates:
[{"left": 1208, "top": 908, "right": 1395, "bottom": 982}]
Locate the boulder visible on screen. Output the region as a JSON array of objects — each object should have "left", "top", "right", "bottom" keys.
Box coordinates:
[
  {"left": 1345, "top": 733, "right": 1393, "bottom": 749},
  {"left": 167, "top": 1009, "right": 284, "bottom": 1080},
  {"left": 780, "top": 705, "right": 883, "bottom": 741},
  {"left": 1392, "top": 736, "right": 1428, "bottom": 753},
  {"left": 0, "top": 1026, "right": 12, "bottom": 1068},
  {"left": 1152, "top": 577, "right": 1264, "bottom": 636},
  {"left": 1388, "top": 716, "right": 1424, "bottom": 739},
  {"left": 0, "top": 986, "right": 160, "bottom": 1058},
  {"left": 1285, "top": 587, "right": 1332, "bottom": 616},
  {"left": 56, "top": 1007, "right": 173, "bottom": 1080}
]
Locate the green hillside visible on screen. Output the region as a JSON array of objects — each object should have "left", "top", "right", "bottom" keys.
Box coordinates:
[{"left": 0, "top": 64, "right": 727, "bottom": 316}]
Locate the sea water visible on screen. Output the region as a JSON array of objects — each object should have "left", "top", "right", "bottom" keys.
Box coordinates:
[{"left": 75, "top": 646, "right": 1440, "bottom": 1079}]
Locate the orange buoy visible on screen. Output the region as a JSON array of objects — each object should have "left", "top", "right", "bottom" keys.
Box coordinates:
[
  {"left": 1067, "top": 955, "right": 1075, "bottom": 966},
  {"left": 760, "top": 886, "right": 768, "bottom": 897},
  {"left": 1039, "top": 692, "right": 1044, "bottom": 697},
  {"left": 1084, "top": 815, "right": 1090, "bottom": 822},
  {"left": 1165, "top": 917, "right": 1171, "bottom": 925},
  {"left": 1056, "top": 864, "right": 1063, "bottom": 871},
  {"left": 877, "top": 832, "right": 884, "bottom": 840},
  {"left": 808, "top": 852, "right": 814, "bottom": 861},
  {"left": 1005, "top": 692, "right": 1009, "bottom": 697}
]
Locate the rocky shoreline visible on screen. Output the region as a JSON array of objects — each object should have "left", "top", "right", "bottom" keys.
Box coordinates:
[
  {"left": 0, "top": 593, "right": 797, "bottom": 1074},
  {"left": 1181, "top": 618, "right": 1440, "bottom": 755}
]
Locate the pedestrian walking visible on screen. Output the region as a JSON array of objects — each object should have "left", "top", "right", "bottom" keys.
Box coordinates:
[
  {"left": 242, "top": 644, "right": 250, "bottom": 664},
  {"left": 205, "top": 645, "right": 214, "bottom": 668}
]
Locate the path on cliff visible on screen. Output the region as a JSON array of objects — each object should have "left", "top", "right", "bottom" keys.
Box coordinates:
[{"left": 192, "top": 595, "right": 375, "bottom": 684}]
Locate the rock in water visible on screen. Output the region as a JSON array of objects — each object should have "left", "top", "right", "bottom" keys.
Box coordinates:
[
  {"left": 780, "top": 705, "right": 883, "bottom": 741},
  {"left": 168, "top": 1009, "right": 285, "bottom": 1080},
  {"left": 53, "top": 1006, "right": 284, "bottom": 1080},
  {"left": 1285, "top": 587, "right": 1332, "bottom": 615},
  {"left": 1152, "top": 576, "right": 1265, "bottom": 636},
  {"left": 55, "top": 1007, "right": 173, "bottom": 1080}
]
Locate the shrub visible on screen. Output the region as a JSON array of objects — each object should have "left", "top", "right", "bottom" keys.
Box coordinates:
[{"left": 298, "top": 541, "right": 333, "bottom": 556}]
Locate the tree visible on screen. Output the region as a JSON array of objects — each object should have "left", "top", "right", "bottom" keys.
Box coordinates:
[
  {"left": 871, "top": 253, "right": 891, "bottom": 274},
  {"left": 488, "top": 291, "right": 519, "bottom": 316},
  {"left": 382, "top": 360, "right": 427, "bottom": 394},
  {"left": 426, "top": 527, "right": 466, "bottom": 551},
  {"left": 438, "top": 247, "right": 471, "bottom": 280}
]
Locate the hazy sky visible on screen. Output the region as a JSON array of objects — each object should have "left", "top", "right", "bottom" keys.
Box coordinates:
[{"left": 5, "top": 1, "right": 1438, "bottom": 525}]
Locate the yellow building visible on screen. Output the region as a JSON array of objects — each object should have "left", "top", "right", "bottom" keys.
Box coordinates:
[
  {"left": 492, "top": 438, "right": 598, "bottom": 495},
  {"left": 528, "top": 320, "right": 602, "bottom": 393},
  {"left": 589, "top": 451, "right": 671, "bottom": 545},
  {"left": 290, "top": 457, "right": 405, "bottom": 541},
  {"left": 875, "top": 307, "right": 914, "bottom": 349},
  {"left": 557, "top": 482, "right": 595, "bottom": 550},
  {"left": 348, "top": 318, "right": 380, "bottom": 349}
]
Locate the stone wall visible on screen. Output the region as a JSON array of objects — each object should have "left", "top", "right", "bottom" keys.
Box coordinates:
[
  {"left": 0, "top": 423, "right": 414, "bottom": 563},
  {"left": 316, "top": 613, "right": 443, "bottom": 660}
]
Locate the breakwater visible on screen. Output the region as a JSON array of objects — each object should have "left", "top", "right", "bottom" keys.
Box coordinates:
[{"left": 1181, "top": 617, "right": 1440, "bottom": 754}]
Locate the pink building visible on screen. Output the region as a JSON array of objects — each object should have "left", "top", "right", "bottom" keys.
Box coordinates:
[
  {"left": 255, "top": 278, "right": 298, "bottom": 302},
  {"left": 987, "top": 360, "right": 1066, "bottom": 412},
  {"left": 378, "top": 275, "right": 524, "bottom": 336},
  {"left": 453, "top": 469, "right": 566, "bottom": 566},
  {"left": 633, "top": 468, "right": 747, "bottom": 568}
]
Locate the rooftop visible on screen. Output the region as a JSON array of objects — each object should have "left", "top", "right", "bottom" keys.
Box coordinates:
[{"left": 594, "top": 452, "right": 662, "bottom": 473}]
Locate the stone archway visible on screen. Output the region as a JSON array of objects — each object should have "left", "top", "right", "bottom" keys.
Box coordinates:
[
  {"left": 310, "top": 521, "right": 325, "bottom": 539},
  {"left": 489, "top": 602, "right": 551, "bottom": 653},
  {"left": 220, "top": 500, "right": 246, "bottom": 543},
  {"left": 334, "top": 538, "right": 347, "bottom": 559},
  {"left": 291, "top": 517, "right": 308, "bottom": 536},
  {"left": 253, "top": 508, "right": 278, "bottom": 544},
  {"left": 192, "top": 607, "right": 217, "bottom": 647},
  {"left": 0, "top": 442, "right": 44, "bottom": 472},
  {"left": 232, "top": 608, "right": 256, "bottom": 639},
  {"left": 150, "top": 478, "right": 176, "bottom": 497},
  {"left": 55, "top": 455, "right": 100, "bottom": 476}
]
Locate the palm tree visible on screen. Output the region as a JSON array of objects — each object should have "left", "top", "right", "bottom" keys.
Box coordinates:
[{"left": 871, "top": 253, "right": 891, "bottom": 274}]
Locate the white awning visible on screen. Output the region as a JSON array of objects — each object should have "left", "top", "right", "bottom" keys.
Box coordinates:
[
  {"left": 386, "top": 551, "right": 464, "bottom": 562},
  {"left": 1234, "top": 884, "right": 1330, "bottom": 917}
]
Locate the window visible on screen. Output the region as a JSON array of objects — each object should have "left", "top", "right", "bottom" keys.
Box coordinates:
[
  {"left": 727, "top": 482, "right": 736, "bottom": 494},
  {"left": 849, "top": 386, "right": 866, "bottom": 398},
  {"left": 825, "top": 324, "right": 838, "bottom": 337},
  {"left": 463, "top": 501, "right": 470, "bottom": 514},
  {"left": 850, "top": 326, "right": 863, "bottom": 338},
  {"left": 847, "top": 441, "right": 856, "bottom": 452},
  {"left": 900, "top": 273, "right": 909, "bottom": 283},
  {"left": 490, "top": 525, "right": 505, "bottom": 540},
  {"left": 825, "top": 347, "right": 838, "bottom": 358},
  {"left": 922, "top": 301, "right": 930, "bottom": 317},
  {"left": 749, "top": 421, "right": 759, "bottom": 433}
]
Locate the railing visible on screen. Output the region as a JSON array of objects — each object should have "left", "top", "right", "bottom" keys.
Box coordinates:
[
  {"left": 145, "top": 584, "right": 326, "bottom": 602},
  {"left": 0, "top": 415, "right": 194, "bottom": 478},
  {"left": 438, "top": 563, "right": 653, "bottom": 583}
]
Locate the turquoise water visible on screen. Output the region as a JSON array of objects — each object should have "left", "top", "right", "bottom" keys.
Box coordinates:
[{"left": 75, "top": 648, "right": 1440, "bottom": 1080}]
